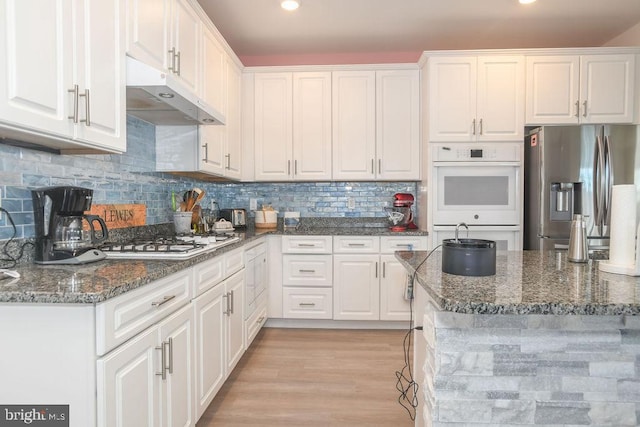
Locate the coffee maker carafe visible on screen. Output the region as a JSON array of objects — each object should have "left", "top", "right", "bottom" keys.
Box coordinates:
[{"left": 32, "top": 186, "right": 108, "bottom": 264}]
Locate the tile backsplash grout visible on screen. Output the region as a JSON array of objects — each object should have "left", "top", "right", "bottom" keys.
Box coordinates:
[{"left": 0, "top": 116, "right": 418, "bottom": 240}]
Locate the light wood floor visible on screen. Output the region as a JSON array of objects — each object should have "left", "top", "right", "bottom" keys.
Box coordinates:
[{"left": 196, "top": 327, "right": 417, "bottom": 427}]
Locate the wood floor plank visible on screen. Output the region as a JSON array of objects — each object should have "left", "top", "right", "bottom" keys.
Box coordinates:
[{"left": 196, "top": 327, "right": 417, "bottom": 427}]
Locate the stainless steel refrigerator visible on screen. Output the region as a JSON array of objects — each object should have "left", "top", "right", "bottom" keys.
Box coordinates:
[{"left": 524, "top": 125, "right": 639, "bottom": 251}]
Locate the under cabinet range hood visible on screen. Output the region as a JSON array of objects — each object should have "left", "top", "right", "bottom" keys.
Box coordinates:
[{"left": 125, "top": 56, "right": 225, "bottom": 126}]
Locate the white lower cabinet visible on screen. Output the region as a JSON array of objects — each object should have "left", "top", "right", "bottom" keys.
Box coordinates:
[
  {"left": 283, "top": 287, "right": 333, "bottom": 319},
  {"left": 333, "top": 253, "right": 380, "bottom": 320},
  {"left": 97, "top": 303, "right": 195, "bottom": 427}
]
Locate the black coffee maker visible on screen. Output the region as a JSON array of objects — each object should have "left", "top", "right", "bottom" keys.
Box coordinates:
[{"left": 32, "top": 186, "right": 108, "bottom": 264}]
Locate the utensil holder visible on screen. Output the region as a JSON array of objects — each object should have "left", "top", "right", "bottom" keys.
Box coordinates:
[{"left": 173, "top": 212, "right": 192, "bottom": 234}]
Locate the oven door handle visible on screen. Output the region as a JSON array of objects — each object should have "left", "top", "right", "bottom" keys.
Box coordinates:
[{"left": 432, "top": 161, "right": 521, "bottom": 167}]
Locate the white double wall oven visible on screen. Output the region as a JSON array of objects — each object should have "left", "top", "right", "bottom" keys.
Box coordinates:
[{"left": 428, "top": 143, "right": 523, "bottom": 250}]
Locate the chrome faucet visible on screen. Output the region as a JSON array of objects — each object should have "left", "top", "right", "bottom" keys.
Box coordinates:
[{"left": 454, "top": 222, "right": 469, "bottom": 243}]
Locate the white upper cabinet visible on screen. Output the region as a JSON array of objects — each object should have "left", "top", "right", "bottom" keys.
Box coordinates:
[
  {"left": 201, "top": 24, "right": 226, "bottom": 116},
  {"left": 332, "top": 71, "right": 376, "bottom": 180},
  {"left": 332, "top": 69, "right": 420, "bottom": 180},
  {"left": 0, "top": 0, "right": 126, "bottom": 153},
  {"left": 254, "top": 72, "right": 332, "bottom": 181},
  {"left": 376, "top": 70, "right": 420, "bottom": 180},
  {"left": 126, "top": 0, "right": 201, "bottom": 95},
  {"left": 428, "top": 55, "right": 524, "bottom": 142},
  {"left": 526, "top": 54, "right": 635, "bottom": 124}
]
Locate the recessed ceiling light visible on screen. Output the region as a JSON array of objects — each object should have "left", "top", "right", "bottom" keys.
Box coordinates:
[
  {"left": 519, "top": 0, "right": 536, "bottom": 4},
  {"left": 281, "top": 0, "right": 300, "bottom": 11}
]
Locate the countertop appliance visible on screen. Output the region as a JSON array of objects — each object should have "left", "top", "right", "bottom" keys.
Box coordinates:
[
  {"left": 126, "top": 57, "right": 225, "bottom": 126},
  {"left": 32, "top": 186, "right": 109, "bottom": 264},
  {"left": 99, "top": 233, "right": 239, "bottom": 260},
  {"left": 385, "top": 193, "right": 417, "bottom": 231},
  {"left": 523, "top": 125, "right": 639, "bottom": 250},
  {"left": 220, "top": 209, "right": 246, "bottom": 227}
]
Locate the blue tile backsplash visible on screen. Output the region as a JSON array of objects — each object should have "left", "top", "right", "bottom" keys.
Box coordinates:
[{"left": 0, "top": 116, "right": 417, "bottom": 240}]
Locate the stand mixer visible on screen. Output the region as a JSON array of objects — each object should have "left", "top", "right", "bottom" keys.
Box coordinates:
[{"left": 385, "top": 193, "right": 418, "bottom": 231}]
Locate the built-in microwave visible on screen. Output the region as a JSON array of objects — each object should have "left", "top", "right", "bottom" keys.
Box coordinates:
[{"left": 431, "top": 143, "right": 522, "bottom": 226}]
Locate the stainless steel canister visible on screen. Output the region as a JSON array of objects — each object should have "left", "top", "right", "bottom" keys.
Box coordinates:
[{"left": 568, "top": 214, "right": 588, "bottom": 262}]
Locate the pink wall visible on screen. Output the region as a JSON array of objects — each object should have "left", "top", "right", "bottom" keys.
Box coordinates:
[{"left": 239, "top": 51, "right": 422, "bottom": 66}]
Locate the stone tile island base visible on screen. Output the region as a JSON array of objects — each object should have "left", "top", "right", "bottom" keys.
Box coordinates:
[{"left": 421, "top": 303, "right": 640, "bottom": 426}]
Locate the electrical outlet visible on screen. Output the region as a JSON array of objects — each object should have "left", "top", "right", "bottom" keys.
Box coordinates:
[
  {"left": 249, "top": 198, "right": 258, "bottom": 211},
  {"left": 347, "top": 198, "right": 355, "bottom": 210}
]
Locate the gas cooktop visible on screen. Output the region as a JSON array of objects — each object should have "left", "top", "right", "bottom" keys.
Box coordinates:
[{"left": 99, "top": 233, "right": 240, "bottom": 260}]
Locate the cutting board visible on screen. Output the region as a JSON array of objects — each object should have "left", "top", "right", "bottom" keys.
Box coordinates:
[{"left": 87, "top": 204, "right": 146, "bottom": 229}]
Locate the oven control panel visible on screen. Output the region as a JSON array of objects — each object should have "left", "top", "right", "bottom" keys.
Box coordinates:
[{"left": 432, "top": 143, "right": 521, "bottom": 162}]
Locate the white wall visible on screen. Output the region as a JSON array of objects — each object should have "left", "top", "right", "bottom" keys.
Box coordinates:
[{"left": 604, "top": 22, "right": 640, "bottom": 46}]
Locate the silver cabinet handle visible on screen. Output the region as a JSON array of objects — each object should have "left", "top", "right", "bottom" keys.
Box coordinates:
[
  {"left": 151, "top": 295, "right": 176, "bottom": 307},
  {"left": 223, "top": 292, "right": 230, "bottom": 315},
  {"left": 203, "top": 143, "right": 209, "bottom": 162},
  {"left": 155, "top": 343, "right": 167, "bottom": 380},
  {"left": 297, "top": 243, "right": 316, "bottom": 247},
  {"left": 176, "top": 51, "right": 181, "bottom": 76},
  {"left": 575, "top": 100, "right": 580, "bottom": 118},
  {"left": 68, "top": 85, "right": 79, "bottom": 123},
  {"left": 348, "top": 243, "right": 365, "bottom": 247},
  {"left": 583, "top": 100, "right": 588, "bottom": 117},
  {"left": 230, "top": 290, "right": 235, "bottom": 314},
  {"left": 295, "top": 160, "right": 298, "bottom": 175},
  {"left": 225, "top": 153, "right": 230, "bottom": 169},
  {"left": 288, "top": 160, "right": 291, "bottom": 175},
  {"left": 167, "top": 337, "right": 173, "bottom": 374},
  {"left": 375, "top": 261, "right": 378, "bottom": 278},
  {"left": 382, "top": 261, "right": 386, "bottom": 278},
  {"left": 79, "top": 89, "right": 90, "bottom": 126},
  {"left": 299, "top": 269, "right": 316, "bottom": 273},
  {"left": 378, "top": 159, "right": 382, "bottom": 174},
  {"left": 168, "top": 48, "right": 176, "bottom": 72},
  {"left": 479, "top": 118, "right": 483, "bottom": 135},
  {"left": 299, "top": 302, "right": 316, "bottom": 307},
  {"left": 472, "top": 119, "right": 476, "bottom": 135},
  {"left": 371, "top": 159, "right": 374, "bottom": 174}
]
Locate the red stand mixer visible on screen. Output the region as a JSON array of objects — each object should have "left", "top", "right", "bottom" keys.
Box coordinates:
[{"left": 385, "top": 193, "right": 418, "bottom": 231}]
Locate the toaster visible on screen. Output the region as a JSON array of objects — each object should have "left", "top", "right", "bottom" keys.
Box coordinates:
[{"left": 219, "top": 209, "right": 246, "bottom": 227}]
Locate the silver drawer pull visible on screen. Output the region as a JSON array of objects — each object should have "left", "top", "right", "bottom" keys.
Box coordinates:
[
  {"left": 155, "top": 344, "right": 167, "bottom": 380},
  {"left": 299, "top": 269, "right": 316, "bottom": 273},
  {"left": 151, "top": 295, "right": 176, "bottom": 307},
  {"left": 395, "top": 244, "right": 412, "bottom": 248},
  {"left": 297, "top": 243, "right": 316, "bottom": 247},
  {"left": 299, "top": 302, "right": 316, "bottom": 307},
  {"left": 256, "top": 316, "right": 265, "bottom": 324},
  {"left": 348, "top": 243, "right": 366, "bottom": 247}
]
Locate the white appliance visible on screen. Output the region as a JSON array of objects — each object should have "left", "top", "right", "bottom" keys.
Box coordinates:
[
  {"left": 429, "top": 143, "right": 523, "bottom": 249},
  {"left": 244, "top": 242, "right": 267, "bottom": 319}
]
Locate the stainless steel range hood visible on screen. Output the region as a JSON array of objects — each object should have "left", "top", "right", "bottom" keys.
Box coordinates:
[{"left": 126, "top": 56, "right": 225, "bottom": 126}]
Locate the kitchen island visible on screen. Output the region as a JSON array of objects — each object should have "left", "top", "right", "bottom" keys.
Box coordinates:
[{"left": 396, "top": 250, "right": 640, "bottom": 427}]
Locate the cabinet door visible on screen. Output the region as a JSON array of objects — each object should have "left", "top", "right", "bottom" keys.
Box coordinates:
[
  {"left": 333, "top": 254, "right": 379, "bottom": 320},
  {"left": 225, "top": 270, "right": 245, "bottom": 372},
  {"left": 376, "top": 70, "right": 420, "bottom": 179},
  {"left": 125, "top": 0, "right": 169, "bottom": 70},
  {"left": 201, "top": 26, "right": 226, "bottom": 116},
  {"left": 158, "top": 304, "right": 195, "bottom": 427},
  {"left": 379, "top": 255, "right": 411, "bottom": 321},
  {"left": 0, "top": 0, "right": 74, "bottom": 138},
  {"left": 254, "top": 73, "right": 293, "bottom": 181},
  {"left": 97, "top": 326, "right": 160, "bottom": 427},
  {"left": 428, "top": 56, "right": 477, "bottom": 142},
  {"left": 199, "top": 124, "right": 226, "bottom": 175},
  {"left": 74, "top": 0, "right": 126, "bottom": 151},
  {"left": 332, "top": 71, "right": 376, "bottom": 180},
  {"left": 292, "top": 72, "right": 332, "bottom": 180},
  {"left": 225, "top": 59, "right": 243, "bottom": 179},
  {"left": 193, "top": 283, "right": 225, "bottom": 419},
  {"left": 525, "top": 56, "right": 580, "bottom": 124},
  {"left": 476, "top": 56, "right": 524, "bottom": 142},
  {"left": 580, "top": 54, "right": 635, "bottom": 124},
  {"left": 170, "top": 0, "right": 200, "bottom": 95}
]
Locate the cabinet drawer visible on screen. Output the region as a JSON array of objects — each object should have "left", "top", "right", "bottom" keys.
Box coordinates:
[
  {"left": 224, "top": 247, "right": 245, "bottom": 276},
  {"left": 96, "top": 270, "right": 192, "bottom": 356},
  {"left": 380, "top": 236, "right": 428, "bottom": 253},
  {"left": 193, "top": 256, "right": 224, "bottom": 297},
  {"left": 283, "top": 254, "right": 333, "bottom": 287},
  {"left": 282, "top": 236, "right": 332, "bottom": 254},
  {"left": 283, "top": 287, "right": 333, "bottom": 319},
  {"left": 333, "top": 236, "right": 380, "bottom": 253}
]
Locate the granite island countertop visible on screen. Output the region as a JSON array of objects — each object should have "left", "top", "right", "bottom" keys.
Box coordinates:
[
  {"left": 396, "top": 249, "right": 640, "bottom": 315},
  {"left": 0, "top": 224, "right": 426, "bottom": 304}
]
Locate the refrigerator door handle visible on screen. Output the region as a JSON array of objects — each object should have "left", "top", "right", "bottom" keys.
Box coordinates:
[
  {"left": 603, "top": 134, "right": 614, "bottom": 229},
  {"left": 593, "top": 133, "right": 605, "bottom": 235}
]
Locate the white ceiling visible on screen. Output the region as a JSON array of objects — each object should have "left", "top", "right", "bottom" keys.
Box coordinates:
[{"left": 197, "top": 0, "right": 640, "bottom": 64}]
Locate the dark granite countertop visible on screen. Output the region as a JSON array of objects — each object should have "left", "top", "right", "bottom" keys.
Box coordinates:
[
  {"left": 395, "top": 250, "right": 640, "bottom": 315},
  {"left": 0, "top": 224, "right": 426, "bottom": 305}
]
